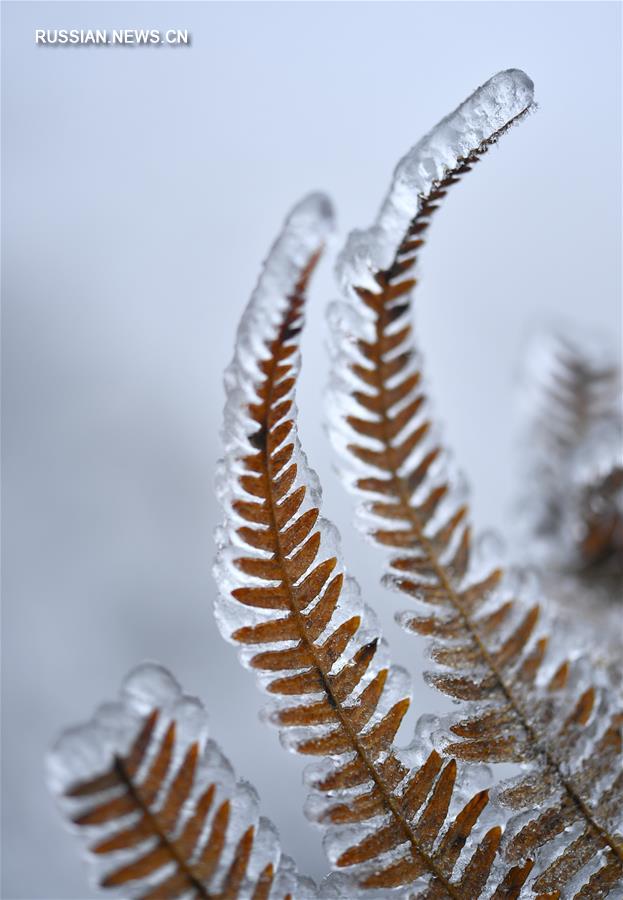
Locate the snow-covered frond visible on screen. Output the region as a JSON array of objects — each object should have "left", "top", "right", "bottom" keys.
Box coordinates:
[
  {"left": 515, "top": 328, "right": 622, "bottom": 662},
  {"left": 47, "top": 663, "right": 317, "bottom": 899},
  {"left": 327, "top": 69, "right": 623, "bottom": 896},
  {"left": 213, "top": 194, "right": 533, "bottom": 898}
]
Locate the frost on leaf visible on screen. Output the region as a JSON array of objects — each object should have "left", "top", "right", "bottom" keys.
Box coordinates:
[
  {"left": 47, "top": 663, "right": 316, "bottom": 899},
  {"left": 213, "top": 193, "right": 533, "bottom": 898},
  {"left": 327, "top": 69, "right": 623, "bottom": 895}
]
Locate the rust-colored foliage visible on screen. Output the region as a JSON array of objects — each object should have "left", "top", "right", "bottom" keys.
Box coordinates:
[
  {"left": 218, "top": 199, "right": 533, "bottom": 898},
  {"left": 62, "top": 708, "right": 281, "bottom": 899},
  {"left": 333, "top": 129, "right": 623, "bottom": 892}
]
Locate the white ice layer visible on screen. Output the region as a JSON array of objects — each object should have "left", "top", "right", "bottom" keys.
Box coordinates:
[
  {"left": 47, "top": 663, "right": 317, "bottom": 899},
  {"left": 336, "top": 69, "right": 534, "bottom": 291},
  {"left": 223, "top": 191, "right": 334, "bottom": 420}
]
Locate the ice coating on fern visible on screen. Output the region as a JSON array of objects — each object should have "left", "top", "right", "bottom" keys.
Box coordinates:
[
  {"left": 336, "top": 69, "right": 534, "bottom": 291},
  {"left": 327, "top": 69, "right": 623, "bottom": 895},
  {"left": 47, "top": 662, "right": 316, "bottom": 899}
]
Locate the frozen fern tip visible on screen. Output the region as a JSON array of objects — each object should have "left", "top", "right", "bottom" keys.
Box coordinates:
[
  {"left": 336, "top": 68, "right": 534, "bottom": 289},
  {"left": 263, "top": 191, "right": 335, "bottom": 284}
]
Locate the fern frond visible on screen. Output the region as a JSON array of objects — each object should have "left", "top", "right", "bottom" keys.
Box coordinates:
[
  {"left": 517, "top": 329, "right": 623, "bottom": 668},
  {"left": 521, "top": 329, "right": 622, "bottom": 562},
  {"left": 214, "top": 193, "right": 533, "bottom": 897},
  {"left": 47, "top": 663, "right": 315, "bottom": 899},
  {"left": 521, "top": 330, "right": 622, "bottom": 568},
  {"left": 327, "top": 70, "right": 623, "bottom": 894}
]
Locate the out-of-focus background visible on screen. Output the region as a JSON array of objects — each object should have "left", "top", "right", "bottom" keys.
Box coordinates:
[{"left": 2, "top": 2, "right": 621, "bottom": 897}]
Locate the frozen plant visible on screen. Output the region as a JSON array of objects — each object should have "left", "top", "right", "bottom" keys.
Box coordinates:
[
  {"left": 327, "top": 68, "right": 622, "bottom": 897},
  {"left": 48, "top": 663, "right": 317, "bottom": 899},
  {"left": 49, "top": 71, "right": 622, "bottom": 899}
]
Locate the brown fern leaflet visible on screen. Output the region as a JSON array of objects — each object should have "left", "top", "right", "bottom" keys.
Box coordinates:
[
  {"left": 330, "top": 72, "right": 623, "bottom": 895},
  {"left": 216, "top": 193, "right": 533, "bottom": 897}
]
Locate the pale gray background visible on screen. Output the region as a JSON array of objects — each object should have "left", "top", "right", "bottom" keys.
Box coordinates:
[{"left": 2, "top": 2, "right": 621, "bottom": 898}]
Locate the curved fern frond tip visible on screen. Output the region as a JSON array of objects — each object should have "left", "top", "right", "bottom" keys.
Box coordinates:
[
  {"left": 328, "top": 69, "right": 623, "bottom": 895},
  {"left": 47, "top": 662, "right": 316, "bottom": 899},
  {"left": 334, "top": 68, "right": 534, "bottom": 294},
  {"left": 214, "top": 195, "right": 533, "bottom": 898}
]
